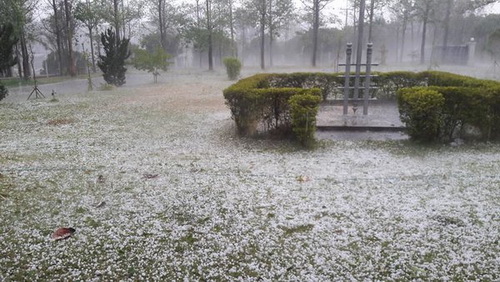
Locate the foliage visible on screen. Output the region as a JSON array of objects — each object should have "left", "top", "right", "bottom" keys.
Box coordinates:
[
  {"left": 132, "top": 47, "right": 171, "bottom": 83},
  {"left": 289, "top": 92, "right": 322, "bottom": 148},
  {"left": 267, "top": 72, "right": 343, "bottom": 100},
  {"left": 222, "top": 57, "right": 242, "bottom": 80},
  {"left": 140, "top": 32, "right": 181, "bottom": 57},
  {"left": 397, "top": 88, "right": 445, "bottom": 142},
  {"left": 224, "top": 71, "right": 500, "bottom": 144},
  {"left": 41, "top": 51, "right": 88, "bottom": 76},
  {"left": 223, "top": 73, "right": 322, "bottom": 147},
  {"left": 97, "top": 29, "right": 131, "bottom": 87},
  {"left": 0, "top": 23, "right": 18, "bottom": 75},
  {"left": 0, "top": 83, "right": 7, "bottom": 101}
]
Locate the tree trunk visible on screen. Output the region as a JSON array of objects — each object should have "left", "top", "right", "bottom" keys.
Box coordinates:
[
  {"left": 15, "top": 45, "right": 22, "bottom": 78},
  {"left": 311, "top": 0, "right": 319, "bottom": 67},
  {"left": 400, "top": 18, "right": 407, "bottom": 63},
  {"left": 121, "top": 0, "right": 126, "bottom": 38},
  {"left": 367, "top": 0, "right": 375, "bottom": 43},
  {"left": 158, "top": 0, "right": 166, "bottom": 51},
  {"left": 206, "top": 0, "right": 214, "bottom": 71},
  {"left": 89, "top": 27, "right": 96, "bottom": 72},
  {"left": 229, "top": 0, "right": 236, "bottom": 57},
  {"left": 260, "top": 10, "right": 265, "bottom": 70},
  {"left": 420, "top": 3, "right": 429, "bottom": 65},
  {"left": 442, "top": 0, "right": 452, "bottom": 62},
  {"left": 20, "top": 32, "right": 31, "bottom": 80},
  {"left": 114, "top": 0, "right": 120, "bottom": 40},
  {"left": 52, "top": 0, "right": 63, "bottom": 75},
  {"left": 64, "top": 0, "right": 76, "bottom": 76}
]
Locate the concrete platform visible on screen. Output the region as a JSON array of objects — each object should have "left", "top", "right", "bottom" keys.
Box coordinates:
[
  {"left": 317, "top": 100, "right": 404, "bottom": 129},
  {"left": 316, "top": 100, "right": 408, "bottom": 140}
]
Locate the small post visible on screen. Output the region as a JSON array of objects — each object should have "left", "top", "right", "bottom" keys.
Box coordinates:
[
  {"left": 363, "top": 42, "right": 373, "bottom": 115},
  {"left": 343, "top": 43, "right": 352, "bottom": 115}
]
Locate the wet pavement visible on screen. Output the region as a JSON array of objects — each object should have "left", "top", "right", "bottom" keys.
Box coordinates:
[{"left": 316, "top": 100, "right": 409, "bottom": 141}]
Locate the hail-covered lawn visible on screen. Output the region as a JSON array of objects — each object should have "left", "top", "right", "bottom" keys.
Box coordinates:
[{"left": 0, "top": 71, "right": 499, "bottom": 281}]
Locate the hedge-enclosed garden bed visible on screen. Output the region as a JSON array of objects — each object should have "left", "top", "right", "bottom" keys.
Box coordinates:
[{"left": 223, "top": 71, "right": 500, "bottom": 145}]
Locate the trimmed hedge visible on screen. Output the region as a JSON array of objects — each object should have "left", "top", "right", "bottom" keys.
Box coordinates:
[
  {"left": 223, "top": 73, "right": 322, "bottom": 146},
  {"left": 398, "top": 85, "right": 500, "bottom": 142},
  {"left": 397, "top": 88, "right": 444, "bottom": 142},
  {"left": 224, "top": 71, "right": 500, "bottom": 144}
]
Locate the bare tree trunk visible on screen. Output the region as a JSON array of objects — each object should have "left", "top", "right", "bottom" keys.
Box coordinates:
[
  {"left": 420, "top": 3, "right": 430, "bottom": 65},
  {"left": 206, "top": 0, "right": 214, "bottom": 70},
  {"left": 442, "top": 0, "right": 452, "bottom": 62},
  {"left": 268, "top": 0, "right": 273, "bottom": 66},
  {"left": 64, "top": 0, "right": 76, "bottom": 76},
  {"left": 89, "top": 27, "right": 96, "bottom": 72},
  {"left": 52, "top": 0, "right": 63, "bottom": 75},
  {"left": 158, "top": 0, "right": 166, "bottom": 51},
  {"left": 311, "top": 0, "right": 319, "bottom": 67},
  {"left": 121, "top": 0, "right": 126, "bottom": 38},
  {"left": 259, "top": 0, "right": 266, "bottom": 70},
  {"left": 367, "top": 0, "right": 375, "bottom": 42},
  {"left": 400, "top": 19, "right": 407, "bottom": 63},
  {"left": 20, "top": 32, "right": 31, "bottom": 80},
  {"left": 229, "top": 0, "right": 236, "bottom": 57},
  {"left": 15, "top": 45, "right": 22, "bottom": 78}
]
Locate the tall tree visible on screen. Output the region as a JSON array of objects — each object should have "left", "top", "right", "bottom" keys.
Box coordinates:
[
  {"left": 206, "top": 0, "right": 214, "bottom": 70},
  {"left": 50, "top": 0, "right": 64, "bottom": 75},
  {"left": 415, "top": 0, "right": 435, "bottom": 64},
  {"left": 97, "top": 28, "right": 130, "bottom": 86},
  {"left": 0, "top": 0, "right": 37, "bottom": 79},
  {"left": 63, "top": 0, "right": 76, "bottom": 76},
  {"left": 75, "top": 0, "right": 103, "bottom": 73},
  {"left": 389, "top": 0, "right": 415, "bottom": 62},
  {"left": 268, "top": 0, "right": 294, "bottom": 66},
  {"left": 303, "top": 0, "right": 333, "bottom": 67}
]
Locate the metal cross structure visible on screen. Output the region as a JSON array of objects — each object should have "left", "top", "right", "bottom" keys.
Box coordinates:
[
  {"left": 339, "top": 0, "right": 377, "bottom": 119},
  {"left": 340, "top": 42, "right": 377, "bottom": 117}
]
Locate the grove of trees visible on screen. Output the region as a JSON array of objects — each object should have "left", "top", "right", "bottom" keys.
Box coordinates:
[{"left": 0, "top": 0, "right": 499, "bottom": 81}]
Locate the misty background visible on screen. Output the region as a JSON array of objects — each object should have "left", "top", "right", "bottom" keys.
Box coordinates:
[{"left": 1, "top": 0, "right": 500, "bottom": 80}]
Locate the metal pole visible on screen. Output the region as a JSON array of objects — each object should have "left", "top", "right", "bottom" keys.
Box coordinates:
[
  {"left": 343, "top": 43, "right": 352, "bottom": 115},
  {"left": 363, "top": 42, "right": 373, "bottom": 115},
  {"left": 354, "top": 0, "right": 366, "bottom": 99}
]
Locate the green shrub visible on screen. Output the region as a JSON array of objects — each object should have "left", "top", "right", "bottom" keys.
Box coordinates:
[
  {"left": 268, "top": 72, "right": 343, "bottom": 100},
  {"left": 224, "top": 71, "right": 500, "bottom": 145},
  {"left": 0, "top": 83, "right": 7, "bottom": 101},
  {"left": 99, "top": 83, "right": 114, "bottom": 91},
  {"left": 488, "top": 87, "right": 500, "bottom": 139},
  {"left": 374, "top": 71, "right": 424, "bottom": 99},
  {"left": 223, "top": 57, "right": 242, "bottom": 80},
  {"left": 223, "top": 74, "right": 322, "bottom": 145},
  {"left": 398, "top": 88, "right": 445, "bottom": 142},
  {"left": 426, "top": 86, "right": 493, "bottom": 141},
  {"left": 290, "top": 91, "right": 322, "bottom": 147},
  {"left": 223, "top": 74, "right": 271, "bottom": 135}
]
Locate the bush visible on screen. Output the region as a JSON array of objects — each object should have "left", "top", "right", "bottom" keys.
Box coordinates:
[
  {"left": 223, "top": 57, "right": 242, "bottom": 80},
  {"left": 0, "top": 83, "right": 7, "bottom": 101},
  {"left": 398, "top": 88, "right": 444, "bottom": 142},
  {"left": 223, "top": 74, "right": 322, "bottom": 145},
  {"left": 290, "top": 92, "right": 322, "bottom": 147},
  {"left": 426, "top": 86, "right": 493, "bottom": 141},
  {"left": 223, "top": 74, "right": 271, "bottom": 135},
  {"left": 224, "top": 71, "right": 500, "bottom": 144}
]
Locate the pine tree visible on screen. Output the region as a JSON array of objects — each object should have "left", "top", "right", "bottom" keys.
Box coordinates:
[{"left": 97, "top": 29, "right": 130, "bottom": 86}]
